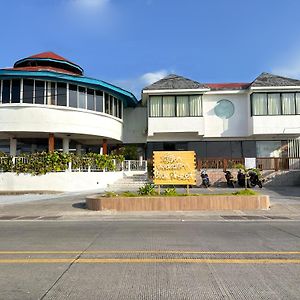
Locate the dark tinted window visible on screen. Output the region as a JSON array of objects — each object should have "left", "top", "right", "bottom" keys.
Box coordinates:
[
  {"left": 105, "top": 93, "right": 109, "bottom": 114},
  {"left": 51, "top": 82, "right": 56, "bottom": 105},
  {"left": 69, "top": 84, "right": 77, "bottom": 108},
  {"left": 57, "top": 83, "right": 67, "bottom": 106},
  {"left": 35, "top": 81, "right": 44, "bottom": 104},
  {"left": 118, "top": 100, "right": 122, "bottom": 119},
  {"left": 2, "top": 80, "right": 10, "bottom": 103},
  {"left": 11, "top": 79, "right": 20, "bottom": 103},
  {"left": 23, "top": 79, "right": 34, "bottom": 103},
  {"left": 87, "top": 89, "right": 94, "bottom": 110},
  {"left": 95, "top": 90, "right": 103, "bottom": 112}
]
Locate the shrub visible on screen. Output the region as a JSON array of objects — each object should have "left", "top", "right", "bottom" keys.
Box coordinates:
[
  {"left": 104, "top": 191, "right": 118, "bottom": 197},
  {"left": 138, "top": 183, "right": 157, "bottom": 196},
  {"left": 163, "top": 187, "right": 178, "bottom": 196},
  {"left": 232, "top": 189, "right": 258, "bottom": 196},
  {"left": 121, "top": 191, "right": 137, "bottom": 197}
]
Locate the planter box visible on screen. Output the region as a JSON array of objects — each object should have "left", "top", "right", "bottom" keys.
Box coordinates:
[{"left": 86, "top": 195, "right": 270, "bottom": 211}]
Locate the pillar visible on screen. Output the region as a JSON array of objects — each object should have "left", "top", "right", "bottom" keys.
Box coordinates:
[
  {"left": 9, "top": 138, "right": 17, "bottom": 156},
  {"left": 76, "top": 144, "right": 82, "bottom": 155},
  {"left": 63, "top": 138, "right": 70, "bottom": 154},
  {"left": 48, "top": 133, "right": 55, "bottom": 153},
  {"left": 102, "top": 139, "right": 107, "bottom": 155}
]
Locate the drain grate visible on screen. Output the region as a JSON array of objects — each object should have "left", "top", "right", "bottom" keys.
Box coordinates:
[
  {"left": 243, "top": 216, "right": 267, "bottom": 220},
  {"left": 0, "top": 216, "right": 19, "bottom": 220},
  {"left": 221, "top": 216, "right": 245, "bottom": 220},
  {"left": 17, "top": 216, "right": 40, "bottom": 220},
  {"left": 39, "top": 216, "right": 61, "bottom": 220},
  {"left": 265, "top": 216, "right": 291, "bottom": 220}
]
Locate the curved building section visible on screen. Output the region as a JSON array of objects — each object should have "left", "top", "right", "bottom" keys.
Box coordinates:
[{"left": 0, "top": 52, "right": 137, "bottom": 155}]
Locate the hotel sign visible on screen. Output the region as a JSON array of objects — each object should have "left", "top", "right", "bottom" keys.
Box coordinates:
[{"left": 153, "top": 151, "right": 196, "bottom": 185}]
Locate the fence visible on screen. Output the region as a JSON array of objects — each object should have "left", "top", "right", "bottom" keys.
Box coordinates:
[
  {"left": 196, "top": 157, "right": 300, "bottom": 171},
  {"left": 0, "top": 157, "right": 147, "bottom": 173}
]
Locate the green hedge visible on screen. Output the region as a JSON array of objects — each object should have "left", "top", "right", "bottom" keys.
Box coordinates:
[{"left": 0, "top": 152, "right": 124, "bottom": 176}]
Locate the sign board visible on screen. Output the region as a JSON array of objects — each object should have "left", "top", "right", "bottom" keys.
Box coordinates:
[
  {"left": 245, "top": 157, "right": 256, "bottom": 169},
  {"left": 153, "top": 151, "right": 196, "bottom": 185}
]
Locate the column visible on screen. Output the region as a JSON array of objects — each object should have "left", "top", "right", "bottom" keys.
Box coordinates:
[
  {"left": 63, "top": 138, "right": 70, "bottom": 154},
  {"left": 10, "top": 138, "right": 17, "bottom": 156},
  {"left": 48, "top": 133, "right": 55, "bottom": 153},
  {"left": 102, "top": 139, "right": 107, "bottom": 155}
]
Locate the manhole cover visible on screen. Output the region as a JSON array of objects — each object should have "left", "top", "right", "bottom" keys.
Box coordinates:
[
  {"left": 0, "top": 216, "right": 19, "bottom": 220},
  {"left": 221, "top": 216, "right": 245, "bottom": 220},
  {"left": 17, "top": 216, "right": 40, "bottom": 220},
  {"left": 243, "top": 216, "right": 267, "bottom": 220},
  {"left": 39, "top": 216, "right": 61, "bottom": 220},
  {"left": 265, "top": 216, "right": 291, "bottom": 220}
]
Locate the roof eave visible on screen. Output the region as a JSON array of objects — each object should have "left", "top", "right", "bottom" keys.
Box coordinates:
[{"left": 143, "top": 88, "right": 210, "bottom": 94}]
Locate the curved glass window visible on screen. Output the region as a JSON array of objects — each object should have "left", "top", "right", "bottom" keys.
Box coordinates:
[{"left": 0, "top": 78, "right": 123, "bottom": 119}]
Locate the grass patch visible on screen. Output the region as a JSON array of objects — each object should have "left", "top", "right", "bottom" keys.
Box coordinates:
[
  {"left": 121, "top": 191, "right": 138, "bottom": 197},
  {"left": 232, "top": 189, "right": 259, "bottom": 196}
]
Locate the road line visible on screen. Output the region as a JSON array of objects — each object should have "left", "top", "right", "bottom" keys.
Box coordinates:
[
  {"left": 0, "top": 258, "right": 300, "bottom": 264},
  {"left": 0, "top": 250, "right": 300, "bottom": 255}
]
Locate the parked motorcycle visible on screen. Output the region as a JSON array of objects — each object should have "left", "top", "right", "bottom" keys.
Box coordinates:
[
  {"left": 248, "top": 170, "right": 263, "bottom": 188},
  {"left": 237, "top": 169, "right": 263, "bottom": 188},
  {"left": 224, "top": 170, "right": 235, "bottom": 188},
  {"left": 201, "top": 170, "right": 210, "bottom": 188}
]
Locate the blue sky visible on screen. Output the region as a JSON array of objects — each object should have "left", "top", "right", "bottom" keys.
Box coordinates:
[{"left": 1, "top": 0, "right": 300, "bottom": 97}]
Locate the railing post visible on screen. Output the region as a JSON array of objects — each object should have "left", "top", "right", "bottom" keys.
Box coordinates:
[
  {"left": 223, "top": 159, "right": 227, "bottom": 171},
  {"left": 144, "top": 160, "right": 147, "bottom": 172},
  {"left": 274, "top": 158, "right": 279, "bottom": 171},
  {"left": 68, "top": 161, "right": 72, "bottom": 172},
  {"left": 128, "top": 160, "right": 131, "bottom": 172}
]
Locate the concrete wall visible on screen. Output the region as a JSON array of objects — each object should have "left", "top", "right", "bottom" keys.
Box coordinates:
[
  {"left": 123, "top": 107, "right": 147, "bottom": 143},
  {"left": 0, "top": 171, "right": 123, "bottom": 192},
  {"left": 0, "top": 105, "right": 123, "bottom": 141},
  {"left": 202, "top": 93, "right": 249, "bottom": 138}
]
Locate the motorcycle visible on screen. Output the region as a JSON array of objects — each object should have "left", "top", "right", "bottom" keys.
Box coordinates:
[
  {"left": 201, "top": 170, "right": 210, "bottom": 188},
  {"left": 224, "top": 170, "right": 235, "bottom": 188},
  {"left": 237, "top": 169, "right": 263, "bottom": 188},
  {"left": 248, "top": 170, "right": 263, "bottom": 188}
]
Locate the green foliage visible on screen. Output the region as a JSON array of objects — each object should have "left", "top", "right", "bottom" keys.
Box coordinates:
[
  {"left": 115, "top": 145, "right": 139, "bottom": 160},
  {"left": 163, "top": 187, "right": 178, "bottom": 196},
  {"left": 138, "top": 183, "right": 157, "bottom": 196},
  {"left": 0, "top": 152, "right": 124, "bottom": 176},
  {"left": 0, "top": 152, "right": 13, "bottom": 172},
  {"left": 104, "top": 191, "right": 118, "bottom": 197},
  {"left": 232, "top": 189, "right": 258, "bottom": 196},
  {"left": 121, "top": 191, "right": 138, "bottom": 197}
]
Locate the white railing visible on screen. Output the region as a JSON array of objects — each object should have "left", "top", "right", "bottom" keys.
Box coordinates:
[{"left": 123, "top": 160, "right": 147, "bottom": 172}]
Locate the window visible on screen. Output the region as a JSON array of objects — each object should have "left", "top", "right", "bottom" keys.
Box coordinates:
[
  {"left": 176, "top": 96, "right": 189, "bottom": 116},
  {"left": 190, "top": 95, "right": 202, "bottom": 116},
  {"left": 113, "top": 97, "right": 118, "bottom": 117},
  {"left": 252, "top": 92, "right": 300, "bottom": 116},
  {"left": 87, "top": 89, "right": 94, "bottom": 110},
  {"left": 118, "top": 100, "right": 122, "bottom": 119},
  {"left": 78, "top": 86, "right": 86, "bottom": 109},
  {"left": 11, "top": 79, "right": 21, "bottom": 103},
  {"left": 149, "top": 96, "right": 162, "bottom": 117},
  {"left": 105, "top": 93, "right": 110, "bottom": 114},
  {"left": 69, "top": 84, "right": 77, "bottom": 108},
  {"left": 162, "top": 96, "right": 175, "bottom": 117},
  {"left": 23, "top": 79, "right": 34, "bottom": 104},
  {"left": 50, "top": 82, "right": 56, "bottom": 105},
  {"left": 35, "top": 81, "right": 45, "bottom": 104},
  {"left": 109, "top": 95, "right": 114, "bottom": 115},
  {"left": 2, "top": 80, "right": 10, "bottom": 103},
  {"left": 296, "top": 93, "right": 300, "bottom": 115},
  {"left": 282, "top": 93, "right": 295, "bottom": 115},
  {"left": 95, "top": 90, "right": 103, "bottom": 112},
  {"left": 57, "top": 83, "right": 67, "bottom": 106},
  {"left": 252, "top": 93, "right": 267, "bottom": 115},
  {"left": 268, "top": 94, "right": 281, "bottom": 115}
]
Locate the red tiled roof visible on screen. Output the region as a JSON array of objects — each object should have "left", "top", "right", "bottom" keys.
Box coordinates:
[
  {"left": 5, "top": 66, "right": 80, "bottom": 76},
  {"left": 206, "top": 83, "right": 250, "bottom": 90},
  {"left": 29, "top": 52, "right": 70, "bottom": 63}
]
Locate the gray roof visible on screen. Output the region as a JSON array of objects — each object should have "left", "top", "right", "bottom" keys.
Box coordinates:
[
  {"left": 143, "top": 74, "right": 209, "bottom": 90},
  {"left": 251, "top": 72, "right": 300, "bottom": 87}
]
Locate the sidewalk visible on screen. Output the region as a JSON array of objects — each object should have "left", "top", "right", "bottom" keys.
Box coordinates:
[{"left": 0, "top": 187, "right": 299, "bottom": 221}]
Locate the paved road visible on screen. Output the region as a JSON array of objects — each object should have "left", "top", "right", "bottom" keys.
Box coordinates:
[{"left": 0, "top": 220, "right": 300, "bottom": 299}]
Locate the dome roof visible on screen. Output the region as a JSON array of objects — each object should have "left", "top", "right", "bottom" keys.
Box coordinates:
[{"left": 13, "top": 51, "right": 84, "bottom": 76}]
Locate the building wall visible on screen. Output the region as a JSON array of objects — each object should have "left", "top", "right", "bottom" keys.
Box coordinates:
[
  {"left": 0, "top": 105, "right": 123, "bottom": 141},
  {"left": 202, "top": 92, "right": 249, "bottom": 138}
]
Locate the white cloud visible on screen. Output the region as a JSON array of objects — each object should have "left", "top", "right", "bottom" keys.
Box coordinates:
[{"left": 114, "top": 70, "right": 169, "bottom": 99}]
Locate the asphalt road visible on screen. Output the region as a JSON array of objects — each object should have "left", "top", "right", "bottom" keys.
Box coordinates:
[{"left": 0, "top": 220, "right": 300, "bottom": 299}]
